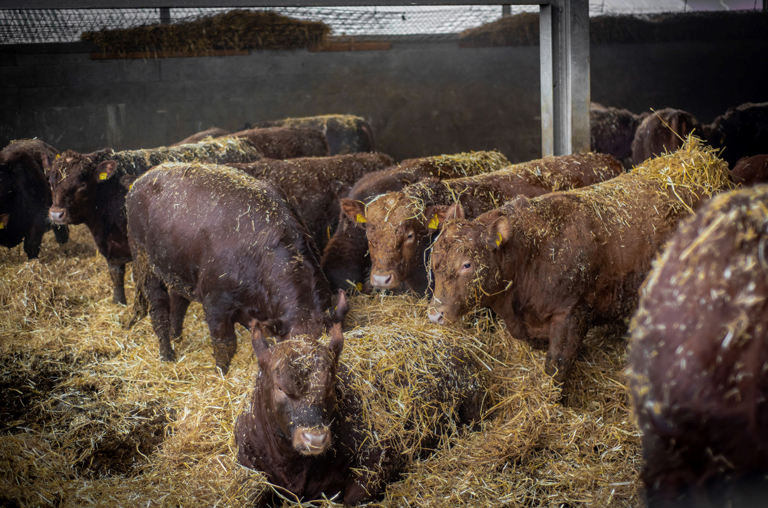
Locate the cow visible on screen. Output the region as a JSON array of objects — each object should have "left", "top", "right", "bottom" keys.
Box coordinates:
[
  {"left": 342, "top": 153, "right": 623, "bottom": 295},
  {"left": 631, "top": 108, "right": 702, "bottom": 165},
  {"left": 228, "top": 152, "right": 394, "bottom": 252},
  {"left": 126, "top": 163, "right": 348, "bottom": 374},
  {"left": 0, "top": 139, "right": 68, "bottom": 259},
  {"left": 236, "top": 323, "right": 482, "bottom": 504},
  {"left": 590, "top": 102, "right": 648, "bottom": 168},
  {"left": 48, "top": 137, "right": 261, "bottom": 304},
  {"left": 706, "top": 102, "right": 768, "bottom": 168},
  {"left": 171, "top": 127, "right": 229, "bottom": 146},
  {"left": 319, "top": 150, "right": 511, "bottom": 292},
  {"left": 230, "top": 126, "right": 329, "bottom": 159},
  {"left": 256, "top": 114, "right": 376, "bottom": 155},
  {"left": 730, "top": 154, "right": 768, "bottom": 187},
  {"left": 628, "top": 185, "right": 768, "bottom": 507},
  {"left": 427, "top": 153, "right": 728, "bottom": 383}
]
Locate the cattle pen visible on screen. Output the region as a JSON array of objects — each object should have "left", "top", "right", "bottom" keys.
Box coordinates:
[{"left": 2, "top": 1, "right": 768, "bottom": 508}]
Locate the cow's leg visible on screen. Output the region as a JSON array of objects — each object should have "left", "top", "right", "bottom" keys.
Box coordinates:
[
  {"left": 169, "top": 292, "right": 191, "bottom": 342},
  {"left": 545, "top": 307, "right": 588, "bottom": 384},
  {"left": 53, "top": 224, "right": 69, "bottom": 245},
  {"left": 108, "top": 262, "right": 127, "bottom": 305},
  {"left": 145, "top": 273, "right": 175, "bottom": 362},
  {"left": 23, "top": 219, "right": 48, "bottom": 259},
  {"left": 203, "top": 302, "right": 237, "bottom": 375}
]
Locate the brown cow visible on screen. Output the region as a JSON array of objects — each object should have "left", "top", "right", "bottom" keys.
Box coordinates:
[
  {"left": 343, "top": 153, "right": 623, "bottom": 295},
  {"left": 126, "top": 163, "right": 347, "bottom": 374},
  {"left": 427, "top": 159, "right": 726, "bottom": 383},
  {"left": 228, "top": 152, "right": 394, "bottom": 252},
  {"left": 0, "top": 139, "right": 68, "bottom": 258},
  {"left": 230, "top": 127, "right": 329, "bottom": 159},
  {"left": 321, "top": 150, "right": 511, "bottom": 292},
  {"left": 706, "top": 102, "right": 768, "bottom": 168},
  {"left": 48, "top": 138, "right": 261, "bottom": 304},
  {"left": 590, "top": 102, "right": 648, "bottom": 168},
  {"left": 631, "top": 108, "right": 702, "bottom": 165},
  {"left": 628, "top": 186, "right": 768, "bottom": 507},
  {"left": 171, "top": 127, "right": 229, "bottom": 146},
  {"left": 731, "top": 154, "right": 768, "bottom": 187},
  {"left": 236, "top": 323, "right": 482, "bottom": 504},
  {"left": 256, "top": 114, "right": 376, "bottom": 155}
]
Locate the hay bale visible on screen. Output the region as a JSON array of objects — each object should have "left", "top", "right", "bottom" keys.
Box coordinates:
[{"left": 81, "top": 10, "right": 330, "bottom": 54}]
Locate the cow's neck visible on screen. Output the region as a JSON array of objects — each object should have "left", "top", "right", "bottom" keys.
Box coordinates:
[
  {"left": 83, "top": 180, "right": 127, "bottom": 259},
  {"left": 488, "top": 225, "right": 537, "bottom": 341}
]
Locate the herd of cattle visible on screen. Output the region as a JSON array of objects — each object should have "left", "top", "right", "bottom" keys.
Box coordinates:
[{"left": 1, "top": 104, "right": 767, "bottom": 506}]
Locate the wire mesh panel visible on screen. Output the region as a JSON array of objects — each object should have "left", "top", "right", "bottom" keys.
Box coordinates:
[{"left": 0, "top": 1, "right": 724, "bottom": 46}]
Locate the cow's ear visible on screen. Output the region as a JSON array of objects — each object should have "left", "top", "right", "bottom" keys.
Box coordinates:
[
  {"left": 334, "top": 289, "right": 349, "bottom": 324},
  {"left": 120, "top": 175, "right": 138, "bottom": 192},
  {"left": 250, "top": 320, "right": 272, "bottom": 368},
  {"left": 0, "top": 213, "right": 9, "bottom": 230},
  {"left": 340, "top": 198, "right": 367, "bottom": 226},
  {"left": 94, "top": 160, "right": 118, "bottom": 182},
  {"left": 41, "top": 153, "right": 53, "bottom": 172},
  {"left": 328, "top": 322, "right": 344, "bottom": 363},
  {"left": 425, "top": 202, "right": 464, "bottom": 231},
  {"left": 488, "top": 216, "right": 510, "bottom": 250}
]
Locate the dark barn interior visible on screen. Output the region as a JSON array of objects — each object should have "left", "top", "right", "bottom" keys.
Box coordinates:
[{"left": 2, "top": 2, "right": 768, "bottom": 507}]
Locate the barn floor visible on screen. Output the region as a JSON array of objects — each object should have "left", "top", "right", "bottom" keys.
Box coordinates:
[{"left": 0, "top": 225, "right": 643, "bottom": 507}]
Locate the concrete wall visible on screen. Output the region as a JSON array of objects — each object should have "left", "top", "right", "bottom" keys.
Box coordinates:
[{"left": 1, "top": 38, "right": 767, "bottom": 163}]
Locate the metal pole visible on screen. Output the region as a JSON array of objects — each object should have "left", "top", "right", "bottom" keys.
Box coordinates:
[
  {"left": 502, "top": 4, "right": 511, "bottom": 16},
  {"left": 540, "top": 0, "right": 590, "bottom": 156},
  {"left": 159, "top": 7, "right": 171, "bottom": 24}
]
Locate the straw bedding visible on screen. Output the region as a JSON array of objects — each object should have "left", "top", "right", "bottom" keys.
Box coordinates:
[
  {"left": 82, "top": 10, "right": 330, "bottom": 55},
  {"left": 0, "top": 224, "right": 643, "bottom": 507}
]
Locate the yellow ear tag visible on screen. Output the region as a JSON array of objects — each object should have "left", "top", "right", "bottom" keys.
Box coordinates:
[
  {"left": 427, "top": 214, "right": 440, "bottom": 230},
  {"left": 129, "top": 182, "right": 134, "bottom": 191},
  {"left": 356, "top": 214, "right": 367, "bottom": 224},
  {"left": 355, "top": 282, "right": 363, "bottom": 291},
  {"left": 0, "top": 223, "right": 5, "bottom": 230},
  {"left": 327, "top": 225, "right": 332, "bottom": 239},
  {"left": 55, "top": 154, "right": 61, "bottom": 160},
  {"left": 495, "top": 232, "right": 503, "bottom": 247},
  {"left": 99, "top": 172, "right": 108, "bottom": 181}
]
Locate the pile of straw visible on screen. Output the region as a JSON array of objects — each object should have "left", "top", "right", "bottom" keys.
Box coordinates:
[
  {"left": 82, "top": 10, "right": 330, "bottom": 54},
  {"left": 110, "top": 136, "right": 262, "bottom": 177},
  {"left": 459, "top": 10, "right": 768, "bottom": 47},
  {"left": 399, "top": 150, "right": 511, "bottom": 179},
  {"left": 1, "top": 225, "right": 643, "bottom": 507}
]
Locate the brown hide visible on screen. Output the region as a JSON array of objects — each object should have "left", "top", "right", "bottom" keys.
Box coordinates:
[
  {"left": 731, "top": 154, "right": 768, "bottom": 187},
  {"left": 428, "top": 172, "right": 693, "bottom": 383},
  {"left": 170, "top": 127, "right": 229, "bottom": 146},
  {"left": 358, "top": 153, "right": 623, "bottom": 295},
  {"left": 590, "top": 103, "right": 647, "bottom": 168},
  {"left": 126, "top": 163, "right": 346, "bottom": 374},
  {"left": 631, "top": 108, "right": 702, "bottom": 165},
  {"left": 255, "top": 114, "right": 376, "bottom": 155},
  {"left": 0, "top": 139, "right": 67, "bottom": 258},
  {"left": 628, "top": 186, "right": 768, "bottom": 507},
  {"left": 706, "top": 102, "right": 768, "bottom": 169},
  {"left": 229, "top": 152, "right": 394, "bottom": 252},
  {"left": 231, "top": 127, "right": 329, "bottom": 159}
]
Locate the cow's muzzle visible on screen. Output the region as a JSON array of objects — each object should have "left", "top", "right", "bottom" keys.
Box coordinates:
[
  {"left": 371, "top": 270, "right": 399, "bottom": 289},
  {"left": 428, "top": 307, "right": 446, "bottom": 325},
  {"left": 293, "top": 426, "right": 331, "bottom": 456},
  {"left": 49, "top": 207, "right": 67, "bottom": 224}
]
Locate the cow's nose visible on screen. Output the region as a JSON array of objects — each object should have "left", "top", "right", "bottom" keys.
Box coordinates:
[
  {"left": 296, "top": 427, "right": 330, "bottom": 455},
  {"left": 49, "top": 208, "right": 66, "bottom": 223},
  {"left": 428, "top": 308, "right": 445, "bottom": 324},
  {"left": 371, "top": 271, "right": 395, "bottom": 289}
]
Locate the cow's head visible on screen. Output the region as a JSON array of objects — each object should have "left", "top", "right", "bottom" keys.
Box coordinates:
[
  {"left": 321, "top": 212, "right": 370, "bottom": 292},
  {"left": 48, "top": 149, "right": 117, "bottom": 225},
  {"left": 428, "top": 207, "right": 510, "bottom": 324},
  {"left": 342, "top": 192, "right": 433, "bottom": 290},
  {"left": 252, "top": 321, "right": 344, "bottom": 456}
]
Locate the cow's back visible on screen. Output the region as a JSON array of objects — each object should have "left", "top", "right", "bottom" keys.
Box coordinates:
[
  {"left": 628, "top": 185, "right": 768, "bottom": 505},
  {"left": 632, "top": 108, "right": 702, "bottom": 165}
]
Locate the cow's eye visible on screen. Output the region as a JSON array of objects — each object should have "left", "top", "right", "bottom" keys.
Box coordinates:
[{"left": 462, "top": 262, "right": 471, "bottom": 270}]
